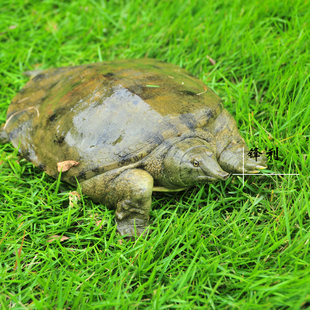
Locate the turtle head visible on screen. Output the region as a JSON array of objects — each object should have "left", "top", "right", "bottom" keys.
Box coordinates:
[{"left": 162, "top": 138, "right": 230, "bottom": 188}]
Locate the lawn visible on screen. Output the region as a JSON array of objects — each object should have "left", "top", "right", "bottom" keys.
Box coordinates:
[{"left": 0, "top": 0, "right": 309, "bottom": 309}]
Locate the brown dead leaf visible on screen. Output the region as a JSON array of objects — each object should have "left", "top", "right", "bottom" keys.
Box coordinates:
[
  {"left": 89, "top": 213, "right": 105, "bottom": 229},
  {"left": 46, "top": 21, "right": 58, "bottom": 32},
  {"left": 0, "top": 232, "right": 9, "bottom": 246},
  {"left": 69, "top": 191, "right": 81, "bottom": 207},
  {"left": 207, "top": 55, "right": 216, "bottom": 65},
  {"left": 95, "top": 220, "right": 104, "bottom": 229},
  {"left": 47, "top": 235, "right": 69, "bottom": 243},
  {"left": 57, "top": 160, "right": 79, "bottom": 172},
  {"left": 14, "top": 230, "right": 25, "bottom": 271}
]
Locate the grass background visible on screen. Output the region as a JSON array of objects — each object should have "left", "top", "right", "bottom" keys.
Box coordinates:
[{"left": 0, "top": 0, "right": 310, "bottom": 309}]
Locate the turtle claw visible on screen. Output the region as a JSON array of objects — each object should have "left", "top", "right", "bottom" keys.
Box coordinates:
[
  {"left": 244, "top": 164, "right": 267, "bottom": 174},
  {"left": 244, "top": 161, "right": 267, "bottom": 174},
  {"left": 244, "top": 162, "right": 267, "bottom": 174},
  {"left": 256, "top": 165, "right": 267, "bottom": 170},
  {"left": 244, "top": 162, "right": 258, "bottom": 170},
  {"left": 244, "top": 170, "right": 260, "bottom": 174}
]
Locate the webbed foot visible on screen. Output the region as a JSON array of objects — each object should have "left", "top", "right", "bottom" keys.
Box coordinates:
[
  {"left": 113, "top": 169, "right": 153, "bottom": 237},
  {"left": 116, "top": 217, "right": 150, "bottom": 237}
]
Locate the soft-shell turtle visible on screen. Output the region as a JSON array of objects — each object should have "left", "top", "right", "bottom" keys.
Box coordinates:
[{"left": 1, "top": 59, "right": 267, "bottom": 236}]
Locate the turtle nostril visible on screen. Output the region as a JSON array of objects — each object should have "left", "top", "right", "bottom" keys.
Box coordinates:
[{"left": 221, "top": 172, "right": 230, "bottom": 180}]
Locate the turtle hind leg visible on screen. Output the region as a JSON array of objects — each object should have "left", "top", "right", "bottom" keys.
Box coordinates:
[
  {"left": 210, "top": 109, "right": 267, "bottom": 174},
  {"left": 81, "top": 168, "right": 154, "bottom": 237},
  {"left": 0, "top": 125, "right": 9, "bottom": 144}
]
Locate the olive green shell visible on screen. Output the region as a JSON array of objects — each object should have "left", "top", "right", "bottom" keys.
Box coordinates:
[{"left": 6, "top": 59, "right": 223, "bottom": 184}]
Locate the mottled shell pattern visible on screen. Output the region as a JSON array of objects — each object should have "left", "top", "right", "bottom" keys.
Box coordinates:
[{"left": 5, "top": 59, "right": 222, "bottom": 184}]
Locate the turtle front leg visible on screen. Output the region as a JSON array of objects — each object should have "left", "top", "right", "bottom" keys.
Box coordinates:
[
  {"left": 81, "top": 169, "right": 153, "bottom": 237},
  {"left": 113, "top": 169, "right": 153, "bottom": 236},
  {"left": 210, "top": 109, "right": 267, "bottom": 174}
]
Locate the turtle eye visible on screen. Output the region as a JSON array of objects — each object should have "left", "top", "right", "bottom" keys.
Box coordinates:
[{"left": 193, "top": 159, "right": 200, "bottom": 167}]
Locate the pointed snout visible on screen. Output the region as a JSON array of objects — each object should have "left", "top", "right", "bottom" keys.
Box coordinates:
[
  {"left": 200, "top": 157, "right": 230, "bottom": 181},
  {"left": 218, "top": 170, "right": 230, "bottom": 180}
]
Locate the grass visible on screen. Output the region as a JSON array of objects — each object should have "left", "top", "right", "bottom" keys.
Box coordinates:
[{"left": 0, "top": 0, "right": 310, "bottom": 308}]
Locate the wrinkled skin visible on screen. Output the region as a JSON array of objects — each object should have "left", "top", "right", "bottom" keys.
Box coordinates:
[{"left": 1, "top": 59, "right": 267, "bottom": 237}]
